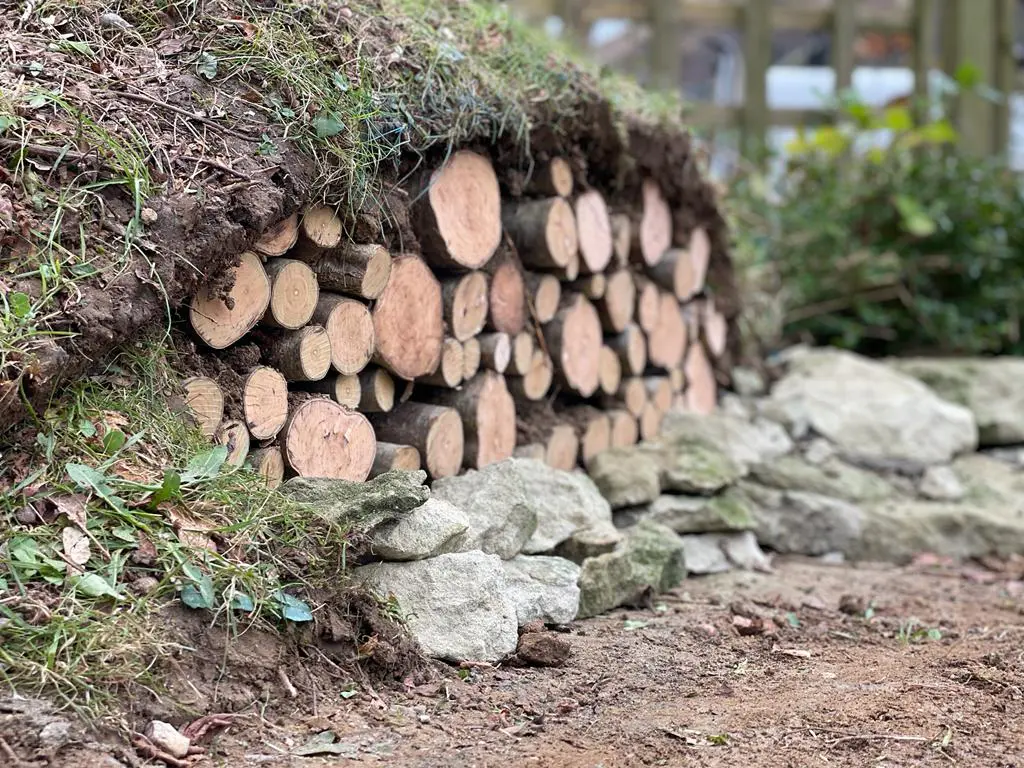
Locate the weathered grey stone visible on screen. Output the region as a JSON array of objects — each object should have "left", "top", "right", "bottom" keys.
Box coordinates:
[
  {"left": 283, "top": 470, "right": 429, "bottom": 531},
  {"left": 749, "top": 455, "right": 894, "bottom": 503},
  {"left": 918, "top": 466, "right": 965, "bottom": 502},
  {"left": 721, "top": 531, "right": 772, "bottom": 571},
  {"left": 720, "top": 393, "right": 753, "bottom": 420},
  {"left": 501, "top": 555, "right": 581, "bottom": 626},
  {"left": 587, "top": 446, "right": 661, "bottom": 509},
  {"left": 643, "top": 488, "right": 755, "bottom": 534},
  {"left": 952, "top": 453, "right": 1024, "bottom": 505},
  {"left": 660, "top": 412, "right": 794, "bottom": 471},
  {"left": 746, "top": 484, "right": 865, "bottom": 557},
  {"left": 660, "top": 442, "right": 744, "bottom": 494},
  {"left": 553, "top": 527, "right": 623, "bottom": 564},
  {"left": 431, "top": 462, "right": 537, "bottom": 559},
  {"left": 892, "top": 357, "right": 1024, "bottom": 446},
  {"left": 356, "top": 552, "right": 518, "bottom": 662},
  {"left": 765, "top": 349, "right": 978, "bottom": 465},
  {"left": 679, "top": 535, "right": 731, "bottom": 574},
  {"left": 731, "top": 366, "right": 767, "bottom": 397},
  {"left": 803, "top": 438, "right": 835, "bottom": 465},
  {"left": 577, "top": 521, "right": 687, "bottom": 618},
  {"left": 369, "top": 498, "right": 469, "bottom": 561}
]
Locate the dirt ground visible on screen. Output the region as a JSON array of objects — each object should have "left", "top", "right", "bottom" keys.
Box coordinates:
[{"left": 184, "top": 555, "right": 1023, "bottom": 768}]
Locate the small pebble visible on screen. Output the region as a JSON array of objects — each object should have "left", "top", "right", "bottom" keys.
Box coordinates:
[
  {"left": 516, "top": 633, "right": 570, "bottom": 668},
  {"left": 144, "top": 721, "right": 190, "bottom": 759}
]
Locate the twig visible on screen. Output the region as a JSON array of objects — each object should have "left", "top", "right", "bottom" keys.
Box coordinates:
[
  {"left": 176, "top": 155, "right": 252, "bottom": 181},
  {"left": 111, "top": 91, "right": 259, "bottom": 141},
  {"left": 828, "top": 733, "right": 929, "bottom": 748},
  {"left": 0, "top": 736, "right": 25, "bottom": 767},
  {"left": 0, "top": 137, "right": 94, "bottom": 164},
  {"left": 277, "top": 667, "right": 299, "bottom": 699}
]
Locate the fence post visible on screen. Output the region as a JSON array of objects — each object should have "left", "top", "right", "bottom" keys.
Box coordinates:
[
  {"left": 912, "top": 0, "right": 938, "bottom": 122},
  {"left": 994, "top": 0, "right": 1016, "bottom": 156},
  {"left": 648, "top": 0, "right": 682, "bottom": 92},
  {"left": 741, "top": 0, "right": 771, "bottom": 160},
  {"left": 945, "top": 0, "right": 998, "bottom": 156},
  {"left": 831, "top": 0, "right": 856, "bottom": 103}
]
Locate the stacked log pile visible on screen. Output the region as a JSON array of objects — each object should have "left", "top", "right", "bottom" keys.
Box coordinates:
[{"left": 182, "top": 151, "right": 728, "bottom": 488}]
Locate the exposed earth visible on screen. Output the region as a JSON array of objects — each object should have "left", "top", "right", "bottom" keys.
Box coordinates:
[{"left": 8, "top": 554, "right": 1022, "bottom": 767}]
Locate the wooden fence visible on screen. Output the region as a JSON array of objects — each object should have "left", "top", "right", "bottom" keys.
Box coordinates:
[{"left": 513, "top": 0, "right": 1019, "bottom": 159}]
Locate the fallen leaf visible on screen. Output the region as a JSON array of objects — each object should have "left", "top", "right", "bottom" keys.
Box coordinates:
[
  {"left": 52, "top": 494, "right": 88, "bottom": 528},
  {"left": 772, "top": 645, "right": 812, "bottom": 659},
  {"left": 62, "top": 526, "right": 91, "bottom": 566},
  {"left": 623, "top": 619, "right": 649, "bottom": 631}
]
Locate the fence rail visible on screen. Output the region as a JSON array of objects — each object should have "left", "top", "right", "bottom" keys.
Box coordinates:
[{"left": 515, "top": 0, "right": 1019, "bottom": 159}]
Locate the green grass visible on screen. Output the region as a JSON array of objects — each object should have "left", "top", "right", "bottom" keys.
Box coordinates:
[{"left": 0, "top": 338, "right": 356, "bottom": 716}]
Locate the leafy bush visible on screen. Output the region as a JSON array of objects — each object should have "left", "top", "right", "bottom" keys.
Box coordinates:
[{"left": 729, "top": 82, "right": 1024, "bottom": 358}]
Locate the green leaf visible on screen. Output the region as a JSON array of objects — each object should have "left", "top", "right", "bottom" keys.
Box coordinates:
[
  {"left": 0, "top": 115, "right": 15, "bottom": 134},
  {"left": 180, "top": 583, "right": 212, "bottom": 609},
  {"left": 72, "top": 573, "right": 119, "bottom": 598},
  {"left": 312, "top": 113, "right": 346, "bottom": 139},
  {"left": 61, "top": 40, "right": 96, "bottom": 59},
  {"left": 623, "top": 619, "right": 649, "bottom": 631},
  {"left": 8, "top": 292, "right": 31, "bottom": 320},
  {"left": 150, "top": 470, "right": 181, "bottom": 506},
  {"left": 180, "top": 573, "right": 215, "bottom": 610},
  {"left": 230, "top": 592, "right": 255, "bottom": 612},
  {"left": 181, "top": 446, "right": 228, "bottom": 483},
  {"left": 708, "top": 734, "right": 730, "bottom": 746},
  {"left": 275, "top": 591, "right": 313, "bottom": 622},
  {"left": 785, "top": 612, "right": 801, "bottom": 628},
  {"left": 77, "top": 419, "right": 97, "bottom": 438},
  {"left": 197, "top": 52, "right": 218, "bottom": 80},
  {"left": 70, "top": 262, "right": 100, "bottom": 278},
  {"left": 917, "top": 120, "right": 958, "bottom": 145},
  {"left": 65, "top": 463, "right": 127, "bottom": 512},
  {"left": 954, "top": 62, "right": 981, "bottom": 89},
  {"left": 882, "top": 106, "right": 913, "bottom": 133},
  {"left": 102, "top": 429, "right": 126, "bottom": 454},
  {"left": 894, "top": 194, "right": 937, "bottom": 237}
]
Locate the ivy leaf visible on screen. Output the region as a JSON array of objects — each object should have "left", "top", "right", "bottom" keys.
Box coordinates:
[
  {"left": 230, "top": 592, "right": 255, "bottom": 612},
  {"left": 72, "top": 573, "right": 119, "bottom": 598},
  {"left": 197, "top": 52, "right": 218, "bottom": 80},
  {"left": 180, "top": 574, "right": 216, "bottom": 610},
  {"left": 8, "top": 292, "right": 32, "bottom": 320},
  {"left": 181, "top": 446, "right": 227, "bottom": 483},
  {"left": 275, "top": 591, "right": 313, "bottom": 622},
  {"left": 312, "top": 113, "right": 346, "bottom": 139},
  {"left": 882, "top": 106, "right": 913, "bottom": 133}
]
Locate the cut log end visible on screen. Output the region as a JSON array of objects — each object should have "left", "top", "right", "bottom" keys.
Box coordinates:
[
  {"left": 373, "top": 255, "right": 443, "bottom": 380},
  {"left": 703, "top": 300, "right": 728, "bottom": 358},
  {"left": 508, "top": 331, "right": 536, "bottom": 377},
  {"left": 282, "top": 398, "right": 376, "bottom": 480},
  {"left": 314, "top": 243, "right": 393, "bottom": 301},
  {"left": 443, "top": 272, "right": 490, "bottom": 342},
  {"left": 598, "top": 345, "right": 622, "bottom": 396},
  {"left": 254, "top": 213, "right": 299, "bottom": 258},
  {"left": 190, "top": 251, "right": 271, "bottom": 350},
  {"left": 608, "top": 323, "right": 647, "bottom": 377},
  {"left": 370, "top": 442, "right": 422, "bottom": 478},
  {"left": 247, "top": 447, "right": 285, "bottom": 490},
  {"left": 313, "top": 294, "right": 375, "bottom": 376},
  {"left": 359, "top": 367, "right": 396, "bottom": 413},
  {"left": 545, "top": 294, "right": 602, "bottom": 398},
  {"left": 610, "top": 213, "right": 632, "bottom": 269},
  {"left": 262, "top": 325, "right": 333, "bottom": 382},
  {"left": 508, "top": 350, "right": 553, "bottom": 402},
  {"left": 633, "top": 179, "right": 672, "bottom": 267},
  {"left": 370, "top": 403, "right": 464, "bottom": 479},
  {"left": 684, "top": 343, "right": 718, "bottom": 415},
  {"left": 243, "top": 366, "right": 289, "bottom": 440},
  {"left": 215, "top": 420, "right": 250, "bottom": 467},
  {"left": 262, "top": 258, "right": 319, "bottom": 330},
  {"left": 648, "top": 294, "right": 687, "bottom": 370},
  {"left": 527, "top": 273, "right": 562, "bottom": 324},
  {"left": 527, "top": 157, "right": 574, "bottom": 198},
  {"left": 635, "top": 279, "right": 661, "bottom": 335},
  {"left": 421, "top": 338, "right": 465, "bottom": 389},
  {"left": 561, "top": 407, "right": 611, "bottom": 467},
  {"left": 609, "top": 410, "right": 639, "bottom": 448},
  {"left": 183, "top": 376, "right": 224, "bottom": 438},
  {"left": 597, "top": 270, "right": 636, "bottom": 334},
  {"left": 545, "top": 424, "right": 580, "bottom": 472},
  {"left": 503, "top": 198, "right": 578, "bottom": 270},
  {"left": 639, "top": 402, "right": 664, "bottom": 442},
  {"left": 617, "top": 377, "right": 648, "bottom": 418},
  {"left": 645, "top": 376, "right": 674, "bottom": 413},
  {"left": 294, "top": 205, "right": 343, "bottom": 260},
  {"left": 575, "top": 190, "right": 613, "bottom": 275},
  {"left": 479, "top": 333, "right": 512, "bottom": 374},
  {"left": 461, "top": 337, "right": 482, "bottom": 381},
  {"left": 487, "top": 259, "right": 527, "bottom": 336}
]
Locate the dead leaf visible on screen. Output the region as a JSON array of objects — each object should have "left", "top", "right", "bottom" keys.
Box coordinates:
[
  {"left": 132, "top": 533, "right": 158, "bottom": 566},
  {"left": 62, "top": 526, "right": 91, "bottom": 566},
  {"left": 772, "top": 645, "right": 812, "bottom": 659},
  {"left": 52, "top": 494, "right": 88, "bottom": 528}
]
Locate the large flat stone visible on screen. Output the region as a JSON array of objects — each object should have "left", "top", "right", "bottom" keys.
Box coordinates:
[{"left": 501, "top": 555, "right": 581, "bottom": 626}]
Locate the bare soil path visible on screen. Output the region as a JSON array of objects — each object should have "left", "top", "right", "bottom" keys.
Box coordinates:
[{"left": 209, "top": 556, "right": 1024, "bottom": 767}]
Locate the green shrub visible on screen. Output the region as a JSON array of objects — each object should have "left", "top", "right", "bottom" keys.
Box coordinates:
[{"left": 729, "top": 85, "right": 1024, "bottom": 358}]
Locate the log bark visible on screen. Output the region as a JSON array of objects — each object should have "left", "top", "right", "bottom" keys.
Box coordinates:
[
  {"left": 684, "top": 343, "right": 717, "bottom": 415},
  {"left": 478, "top": 333, "right": 512, "bottom": 374},
  {"left": 507, "top": 331, "right": 536, "bottom": 376},
  {"left": 598, "top": 345, "right": 622, "bottom": 397},
  {"left": 558, "top": 405, "right": 611, "bottom": 467},
  {"left": 567, "top": 273, "right": 606, "bottom": 301},
  {"left": 461, "top": 336, "right": 482, "bottom": 380},
  {"left": 634, "top": 277, "right": 661, "bottom": 335},
  {"left": 574, "top": 190, "right": 613, "bottom": 275},
  {"left": 261, "top": 258, "right": 319, "bottom": 329},
  {"left": 689, "top": 226, "right": 711, "bottom": 297},
  {"left": 648, "top": 247, "right": 701, "bottom": 302},
  {"left": 214, "top": 419, "right": 250, "bottom": 467},
  {"left": 370, "top": 442, "right": 422, "bottom": 478},
  {"left": 242, "top": 366, "right": 289, "bottom": 440},
  {"left": 368, "top": 403, "right": 464, "bottom": 479},
  {"left": 291, "top": 205, "right": 344, "bottom": 261},
  {"left": 631, "top": 179, "right": 672, "bottom": 267},
  {"left": 644, "top": 376, "right": 673, "bottom": 413},
  {"left": 311, "top": 293, "right": 375, "bottom": 376},
  {"left": 303, "top": 373, "right": 362, "bottom": 409},
  {"left": 639, "top": 401, "right": 664, "bottom": 441},
  {"left": 372, "top": 254, "right": 444, "bottom": 380},
  {"left": 182, "top": 376, "right": 224, "bottom": 438},
  {"left": 246, "top": 447, "right": 285, "bottom": 490},
  {"left": 669, "top": 366, "right": 686, "bottom": 394},
  {"left": 544, "top": 293, "right": 602, "bottom": 398},
  {"left": 484, "top": 246, "right": 527, "bottom": 335},
  {"left": 190, "top": 251, "right": 271, "bottom": 349},
  {"left": 281, "top": 396, "right": 376, "bottom": 480},
  {"left": 502, "top": 198, "right": 578, "bottom": 270},
  {"left": 507, "top": 350, "right": 553, "bottom": 402},
  {"left": 422, "top": 372, "right": 516, "bottom": 469},
  {"left": 254, "top": 213, "right": 299, "bottom": 258},
  {"left": 442, "top": 271, "right": 489, "bottom": 341},
  {"left": 596, "top": 269, "right": 636, "bottom": 334},
  {"left": 312, "top": 243, "right": 392, "bottom": 301},
  {"left": 259, "top": 325, "right": 333, "bottom": 382},
  {"left": 358, "top": 366, "right": 396, "bottom": 413},
  {"left": 516, "top": 402, "right": 580, "bottom": 472},
  {"left": 524, "top": 272, "right": 562, "bottom": 324},
  {"left": 420, "top": 338, "right": 464, "bottom": 388},
  {"left": 526, "top": 157, "right": 574, "bottom": 198},
  {"left": 608, "top": 409, "right": 639, "bottom": 448},
  {"left": 607, "top": 323, "right": 647, "bottom": 377},
  {"left": 647, "top": 292, "right": 687, "bottom": 370},
  {"left": 415, "top": 150, "right": 502, "bottom": 270},
  {"left": 610, "top": 213, "right": 632, "bottom": 269}
]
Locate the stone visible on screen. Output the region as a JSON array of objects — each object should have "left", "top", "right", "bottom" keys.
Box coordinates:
[
  {"left": 283, "top": 470, "right": 429, "bottom": 531},
  {"left": 577, "top": 520, "right": 687, "bottom": 618},
  {"left": 892, "top": 357, "right": 1024, "bottom": 446},
  {"left": 553, "top": 527, "right": 623, "bottom": 564},
  {"left": 660, "top": 442, "right": 744, "bottom": 494},
  {"left": 144, "top": 721, "right": 191, "bottom": 759},
  {"left": 355, "top": 552, "right": 518, "bottom": 663},
  {"left": 731, "top": 366, "right": 767, "bottom": 397},
  {"left": 720, "top": 393, "right": 753, "bottom": 420},
  {"left": 803, "top": 438, "right": 835, "bottom": 465},
  {"left": 765, "top": 349, "right": 977, "bottom": 465},
  {"left": 660, "top": 411, "right": 794, "bottom": 471},
  {"left": 501, "top": 555, "right": 581, "bottom": 626},
  {"left": 745, "top": 484, "right": 865, "bottom": 557},
  {"left": 749, "top": 455, "right": 894, "bottom": 503},
  {"left": 431, "top": 462, "right": 538, "bottom": 559},
  {"left": 721, "top": 531, "right": 773, "bottom": 571},
  {"left": 516, "top": 633, "right": 571, "bottom": 667},
  {"left": 587, "top": 446, "right": 661, "bottom": 509},
  {"left": 369, "top": 497, "right": 469, "bottom": 561},
  {"left": 918, "top": 466, "right": 965, "bottom": 502},
  {"left": 643, "top": 488, "right": 755, "bottom": 534},
  {"left": 679, "top": 535, "right": 731, "bottom": 574}
]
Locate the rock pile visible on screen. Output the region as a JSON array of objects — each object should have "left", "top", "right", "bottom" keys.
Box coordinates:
[{"left": 295, "top": 347, "right": 1024, "bottom": 665}]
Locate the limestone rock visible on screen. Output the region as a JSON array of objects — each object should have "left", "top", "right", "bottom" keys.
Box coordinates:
[
  {"left": 918, "top": 465, "right": 965, "bottom": 502},
  {"left": 749, "top": 455, "right": 894, "bottom": 503},
  {"left": 893, "top": 357, "right": 1024, "bottom": 446},
  {"left": 502, "top": 555, "right": 581, "bottom": 626},
  {"left": 369, "top": 497, "right": 469, "bottom": 561},
  {"left": 765, "top": 349, "right": 977, "bottom": 465},
  {"left": 642, "top": 488, "right": 755, "bottom": 534},
  {"left": 553, "top": 527, "right": 623, "bottom": 565},
  {"left": 803, "top": 438, "right": 835, "bottom": 465},
  {"left": 577, "top": 521, "right": 686, "bottom": 618},
  {"left": 660, "top": 442, "right": 744, "bottom": 494},
  {"left": 681, "top": 531, "right": 772, "bottom": 574},
  {"left": 432, "top": 462, "right": 538, "bottom": 559},
  {"left": 745, "top": 484, "right": 865, "bottom": 556},
  {"left": 356, "top": 552, "right": 518, "bottom": 662},
  {"left": 660, "top": 411, "right": 793, "bottom": 471},
  {"left": 144, "top": 722, "right": 190, "bottom": 759},
  {"left": 588, "top": 446, "right": 661, "bottom": 509},
  {"left": 721, "top": 531, "right": 773, "bottom": 571},
  {"left": 731, "top": 366, "right": 767, "bottom": 397},
  {"left": 283, "top": 470, "right": 429, "bottom": 531}
]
